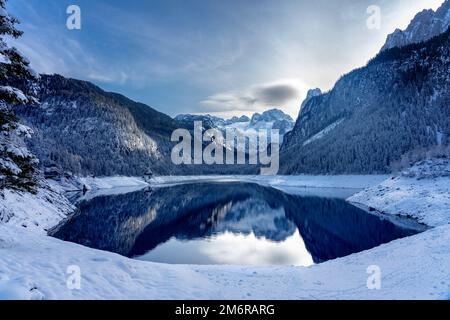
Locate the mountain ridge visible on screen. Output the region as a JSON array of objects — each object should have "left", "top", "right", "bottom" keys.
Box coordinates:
[
  {"left": 16, "top": 74, "right": 180, "bottom": 177},
  {"left": 382, "top": 0, "right": 450, "bottom": 51},
  {"left": 176, "top": 108, "right": 294, "bottom": 142},
  {"left": 280, "top": 25, "right": 450, "bottom": 174}
]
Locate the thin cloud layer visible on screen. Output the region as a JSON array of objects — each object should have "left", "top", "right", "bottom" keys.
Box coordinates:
[{"left": 7, "top": 0, "right": 446, "bottom": 118}]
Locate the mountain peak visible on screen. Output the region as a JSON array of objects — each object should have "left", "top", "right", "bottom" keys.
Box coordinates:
[
  {"left": 299, "top": 88, "right": 322, "bottom": 111},
  {"left": 250, "top": 108, "right": 293, "bottom": 124},
  {"left": 306, "top": 88, "right": 322, "bottom": 100},
  {"left": 382, "top": 0, "right": 450, "bottom": 51}
]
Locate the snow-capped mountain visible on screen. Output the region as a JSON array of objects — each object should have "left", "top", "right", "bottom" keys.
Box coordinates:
[
  {"left": 226, "top": 115, "right": 251, "bottom": 125},
  {"left": 280, "top": 22, "right": 450, "bottom": 174},
  {"left": 248, "top": 109, "right": 294, "bottom": 134},
  {"left": 174, "top": 114, "right": 251, "bottom": 128},
  {"left": 174, "top": 114, "right": 226, "bottom": 129},
  {"left": 175, "top": 108, "right": 294, "bottom": 143},
  {"left": 382, "top": 0, "right": 450, "bottom": 51}
]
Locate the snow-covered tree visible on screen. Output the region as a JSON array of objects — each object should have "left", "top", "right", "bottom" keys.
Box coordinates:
[{"left": 0, "top": 0, "right": 39, "bottom": 192}]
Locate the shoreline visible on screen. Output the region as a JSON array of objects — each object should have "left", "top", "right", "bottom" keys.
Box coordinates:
[{"left": 0, "top": 172, "right": 448, "bottom": 300}]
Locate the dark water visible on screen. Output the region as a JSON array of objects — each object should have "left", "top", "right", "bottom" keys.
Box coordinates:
[{"left": 52, "top": 182, "right": 423, "bottom": 266}]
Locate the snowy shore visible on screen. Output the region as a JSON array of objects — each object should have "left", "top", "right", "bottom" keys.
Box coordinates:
[
  {"left": 0, "top": 170, "right": 449, "bottom": 300},
  {"left": 56, "top": 174, "right": 389, "bottom": 200},
  {"left": 55, "top": 174, "right": 389, "bottom": 191},
  {"left": 349, "top": 160, "right": 450, "bottom": 227},
  {"left": 0, "top": 222, "right": 448, "bottom": 300}
]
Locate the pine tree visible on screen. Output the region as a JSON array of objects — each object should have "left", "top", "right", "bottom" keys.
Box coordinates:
[{"left": 0, "top": 0, "right": 39, "bottom": 192}]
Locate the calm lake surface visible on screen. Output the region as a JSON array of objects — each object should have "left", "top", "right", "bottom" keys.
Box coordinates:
[{"left": 52, "top": 182, "right": 423, "bottom": 266}]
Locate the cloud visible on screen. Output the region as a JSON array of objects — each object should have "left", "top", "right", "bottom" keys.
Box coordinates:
[
  {"left": 253, "top": 83, "right": 300, "bottom": 105},
  {"left": 8, "top": 27, "right": 129, "bottom": 85},
  {"left": 200, "top": 79, "right": 308, "bottom": 117}
]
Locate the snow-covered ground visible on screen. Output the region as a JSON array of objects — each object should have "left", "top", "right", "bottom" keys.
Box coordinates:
[
  {"left": 53, "top": 174, "right": 389, "bottom": 200},
  {"left": 76, "top": 176, "right": 149, "bottom": 190},
  {"left": 49, "top": 176, "right": 149, "bottom": 192},
  {"left": 48, "top": 176, "right": 153, "bottom": 202},
  {"left": 0, "top": 184, "right": 74, "bottom": 234},
  {"left": 0, "top": 221, "right": 448, "bottom": 300},
  {"left": 0, "top": 168, "right": 449, "bottom": 300},
  {"left": 349, "top": 160, "right": 450, "bottom": 227},
  {"left": 148, "top": 174, "right": 389, "bottom": 198},
  {"left": 149, "top": 174, "right": 388, "bottom": 188},
  {"left": 54, "top": 174, "right": 389, "bottom": 192}
]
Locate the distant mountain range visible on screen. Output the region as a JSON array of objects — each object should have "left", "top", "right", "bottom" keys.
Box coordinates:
[
  {"left": 280, "top": 0, "right": 450, "bottom": 174},
  {"left": 175, "top": 109, "right": 294, "bottom": 143}
]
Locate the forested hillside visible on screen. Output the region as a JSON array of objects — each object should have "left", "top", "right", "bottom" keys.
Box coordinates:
[
  {"left": 16, "top": 74, "right": 180, "bottom": 176},
  {"left": 280, "top": 27, "right": 450, "bottom": 174}
]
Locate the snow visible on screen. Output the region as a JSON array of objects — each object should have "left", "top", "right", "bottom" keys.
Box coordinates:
[
  {"left": 0, "top": 222, "right": 448, "bottom": 300},
  {"left": 0, "top": 51, "right": 8, "bottom": 64},
  {"left": 0, "top": 86, "right": 28, "bottom": 103},
  {"left": 302, "top": 118, "right": 345, "bottom": 147},
  {"left": 0, "top": 186, "right": 74, "bottom": 234},
  {"left": 46, "top": 176, "right": 152, "bottom": 202},
  {"left": 76, "top": 176, "right": 149, "bottom": 191},
  {"left": 0, "top": 169, "right": 448, "bottom": 300},
  {"left": 15, "top": 124, "right": 33, "bottom": 138},
  {"left": 51, "top": 174, "right": 388, "bottom": 202},
  {"left": 176, "top": 110, "right": 294, "bottom": 148},
  {"left": 349, "top": 160, "right": 450, "bottom": 227},
  {"left": 53, "top": 174, "right": 388, "bottom": 196},
  {"left": 382, "top": 0, "right": 450, "bottom": 50},
  {"left": 6, "top": 144, "right": 33, "bottom": 158},
  {"left": 401, "top": 158, "right": 450, "bottom": 179},
  {"left": 0, "top": 158, "right": 21, "bottom": 175},
  {"left": 149, "top": 174, "right": 389, "bottom": 197}
]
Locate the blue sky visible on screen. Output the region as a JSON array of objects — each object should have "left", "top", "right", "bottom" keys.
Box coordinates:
[{"left": 7, "top": 0, "right": 445, "bottom": 118}]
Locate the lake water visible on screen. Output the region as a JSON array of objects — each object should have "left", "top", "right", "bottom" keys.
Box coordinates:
[{"left": 52, "top": 182, "right": 423, "bottom": 266}]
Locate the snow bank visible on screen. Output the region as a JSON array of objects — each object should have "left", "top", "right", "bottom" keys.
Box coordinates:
[
  {"left": 46, "top": 176, "right": 152, "bottom": 203},
  {"left": 0, "top": 171, "right": 448, "bottom": 300},
  {"left": 50, "top": 174, "right": 387, "bottom": 199},
  {"left": 49, "top": 176, "right": 150, "bottom": 193},
  {"left": 349, "top": 161, "right": 450, "bottom": 227},
  {"left": 150, "top": 175, "right": 388, "bottom": 190},
  {"left": 147, "top": 175, "right": 389, "bottom": 198},
  {"left": 51, "top": 174, "right": 387, "bottom": 194},
  {"left": 76, "top": 176, "right": 149, "bottom": 190},
  {"left": 0, "top": 186, "right": 74, "bottom": 235}
]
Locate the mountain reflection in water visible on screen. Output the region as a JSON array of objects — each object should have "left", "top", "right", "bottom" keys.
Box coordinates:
[{"left": 51, "top": 182, "right": 422, "bottom": 266}]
